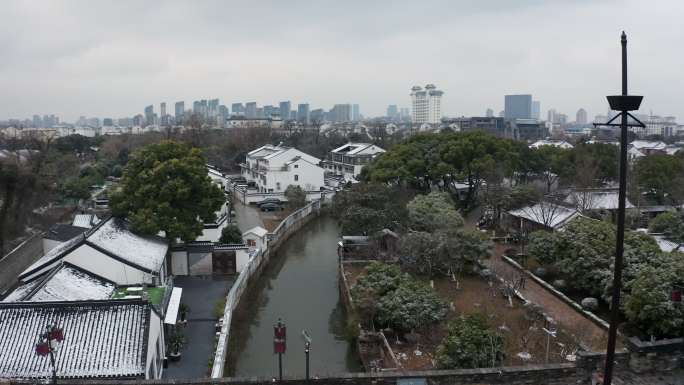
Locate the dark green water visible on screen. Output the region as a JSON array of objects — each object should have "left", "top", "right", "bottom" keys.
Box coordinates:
[{"left": 226, "top": 216, "right": 362, "bottom": 378}]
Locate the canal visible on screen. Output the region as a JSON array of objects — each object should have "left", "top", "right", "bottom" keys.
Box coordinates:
[{"left": 226, "top": 215, "right": 362, "bottom": 378}]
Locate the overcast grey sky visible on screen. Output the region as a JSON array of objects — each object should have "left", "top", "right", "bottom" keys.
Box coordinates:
[{"left": 1, "top": 0, "right": 682, "bottom": 122}]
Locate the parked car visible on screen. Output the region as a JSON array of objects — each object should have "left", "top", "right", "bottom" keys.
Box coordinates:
[
  {"left": 257, "top": 198, "right": 283, "bottom": 207},
  {"left": 260, "top": 203, "right": 283, "bottom": 212}
]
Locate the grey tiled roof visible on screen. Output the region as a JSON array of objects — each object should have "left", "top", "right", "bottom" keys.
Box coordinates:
[{"left": 0, "top": 300, "right": 149, "bottom": 379}]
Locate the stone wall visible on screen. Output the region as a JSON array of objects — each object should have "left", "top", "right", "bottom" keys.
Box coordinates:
[{"left": 627, "top": 336, "right": 683, "bottom": 373}]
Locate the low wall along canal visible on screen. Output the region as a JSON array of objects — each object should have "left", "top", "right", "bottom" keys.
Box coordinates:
[{"left": 224, "top": 214, "right": 362, "bottom": 378}]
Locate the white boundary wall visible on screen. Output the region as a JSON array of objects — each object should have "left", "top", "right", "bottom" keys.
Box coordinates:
[{"left": 210, "top": 199, "right": 322, "bottom": 378}]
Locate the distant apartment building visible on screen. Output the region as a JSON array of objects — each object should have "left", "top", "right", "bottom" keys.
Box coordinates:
[
  {"left": 310, "top": 108, "right": 325, "bottom": 122},
  {"left": 245, "top": 102, "right": 257, "bottom": 119},
  {"left": 387, "top": 105, "right": 399, "bottom": 120},
  {"left": 174, "top": 101, "right": 184, "bottom": 123},
  {"left": 446, "top": 117, "right": 512, "bottom": 138},
  {"left": 240, "top": 145, "right": 325, "bottom": 193},
  {"left": 504, "top": 94, "right": 532, "bottom": 120},
  {"left": 144, "top": 105, "right": 154, "bottom": 127},
  {"left": 411, "top": 84, "right": 443, "bottom": 124},
  {"left": 532, "top": 100, "right": 541, "bottom": 120},
  {"left": 297, "top": 103, "right": 310, "bottom": 125},
  {"left": 323, "top": 143, "right": 385, "bottom": 180},
  {"left": 352, "top": 104, "right": 360, "bottom": 121},
  {"left": 486, "top": 108, "right": 494, "bottom": 117},
  {"left": 329, "top": 104, "right": 352, "bottom": 122},
  {"left": 576, "top": 108, "right": 588, "bottom": 125},
  {"left": 231, "top": 103, "right": 245, "bottom": 116},
  {"left": 279, "top": 101, "right": 291, "bottom": 121}
]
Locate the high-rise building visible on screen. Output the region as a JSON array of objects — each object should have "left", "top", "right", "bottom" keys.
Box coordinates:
[
  {"left": 485, "top": 108, "right": 494, "bottom": 117},
  {"left": 245, "top": 102, "right": 257, "bottom": 119},
  {"left": 160, "top": 102, "right": 166, "bottom": 117},
  {"left": 352, "top": 104, "right": 360, "bottom": 121},
  {"left": 279, "top": 101, "right": 291, "bottom": 121},
  {"left": 208, "top": 99, "right": 219, "bottom": 119},
  {"left": 400, "top": 107, "right": 410, "bottom": 121},
  {"left": 297, "top": 103, "right": 310, "bottom": 125},
  {"left": 411, "top": 84, "right": 443, "bottom": 124},
  {"left": 504, "top": 94, "right": 532, "bottom": 120},
  {"left": 531, "top": 100, "right": 540, "bottom": 120},
  {"left": 175, "top": 101, "right": 185, "bottom": 123},
  {"left": 231, "top": 103, "right": 245, "bottom": 116},
  {"left": 144, "top": 105, "right": 154, "bottom": 127},
  {"left": 311, "top": 108, "right": 325, "bottom": 122},
  {"left": 576, "top": 108, "right": 588, "bottom": 125},
  {"left": 387, "top": 105, "right": 399, "bottom": 120},
  {"left": 330, "top": 104, "right": 352, "bottom": 122},
  {"left": 103, "top": 118, "right": 113, "bottom": 126},
  {"left": 32, "top": 115, "right": 42, "bottom": 128}
]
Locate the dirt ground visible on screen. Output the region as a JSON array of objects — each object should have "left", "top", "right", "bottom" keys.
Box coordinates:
[
  {"left": 258, "top": 207, "right": 293, "bottom": 232},
  {"left": 343, "top": 263, "right": 587, "bottom": 371}
]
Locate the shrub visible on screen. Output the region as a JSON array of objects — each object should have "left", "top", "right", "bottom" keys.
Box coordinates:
[{"left": 435, "top": 313, "right": 504, "bottom": 369}]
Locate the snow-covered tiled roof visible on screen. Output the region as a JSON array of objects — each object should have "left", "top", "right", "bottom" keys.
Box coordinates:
[
  {"left": 0, "top": 300, "right": 149, "bottom": 379},
  {"left": 244, "top": 226, "right": 268, "bottom": 238},
  {"left": 564, "top": 190, "right": 635, "bottom": 210},
  {"left": 20, "top": 235, "right": 85, "bottom": 281},
  {"left": 72, "top": 214, "right": 100, "bottom": 229},
  {"left": 2, "top": 280, "right": 41, "bottom": 302},
  {"left": 529, "top": 140, "right": 573, "bottom": 149},
  {"left": 508, "top": 202, "right": 580, "bottom": 229},
  {"left": 44, "top": 224, "right": 88, "bottom": 242},
  {"left": 86, "top": 218, "right": 168, "bottom": 273},
  {"left": 21, "top": 264, "right": 115, "bottom": 302},
  {"left": 630, "top": 140, "right": 667, "bottom": 150},
  {"left": 331, "top": 143, "right": 386, "bottom": 156}
]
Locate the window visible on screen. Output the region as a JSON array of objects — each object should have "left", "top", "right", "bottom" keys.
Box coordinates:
[
  {"left": 294, "top": 175, "right": 299, "bottom": 181},
  {"left": 294, "top": 164, "right": 299, "bottom": 168},
  {"left": 276, "top": 182, "right": 281, "bottom": 190},
  {"left": 248, "top": 239, "right": 256, "bottom": 247}
]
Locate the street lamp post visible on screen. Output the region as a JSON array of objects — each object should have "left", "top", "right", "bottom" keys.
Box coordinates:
[
  {"left": 302, "top": 330, "right": 312, "bottom": 381},
  {"left": 35, "top": 324, "right": 64, "bottom": 385},
  {"left": 593, "top": 31, "right": 645, "bottom": 385},
  {"left": 273, "top": 318, "right": 287, "bottom": 382}
]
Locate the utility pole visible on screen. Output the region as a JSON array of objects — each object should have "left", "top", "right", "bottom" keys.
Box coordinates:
[
  {"left": 593, "top": 31, "right": 645, "bottom": 385},
  {"left": 273, "top": 318, "right": 287, "bottom": 383}
]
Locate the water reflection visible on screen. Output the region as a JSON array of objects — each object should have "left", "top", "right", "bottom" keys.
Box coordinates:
[{"left": 226, "top": 216, "right": 362, "bottom": 377}]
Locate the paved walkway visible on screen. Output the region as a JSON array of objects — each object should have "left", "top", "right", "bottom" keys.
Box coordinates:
[
  {"left": 164, "top": 275, "right": 235, "bottom": 379},
  {"left": 233, "top": 201, "right": 264, "bottom": 233},
  {"left": 483, "top": 253, "right": 609, "bottom": 352}
]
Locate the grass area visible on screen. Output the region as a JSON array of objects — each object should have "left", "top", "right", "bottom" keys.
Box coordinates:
[{"left": 112, "top": 286, "right": 166, "bottom": 306}]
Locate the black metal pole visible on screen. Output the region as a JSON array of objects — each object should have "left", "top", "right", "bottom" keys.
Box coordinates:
[
  {"left": 603, "top": 31, "right": 629, "bottom": 385},
  {"left": 305, "top": 342, "right": 310, "bottom": 381},
  {"left": 49, "top": 346, "right": 56, "bottom": 384},
  {"left": 278, "top": 352, "right": 283, "bottom": 382}
]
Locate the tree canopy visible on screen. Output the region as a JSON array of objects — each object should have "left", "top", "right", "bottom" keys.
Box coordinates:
[
  {"left": 649, "top": 211, "right": 684, "bottom": 243},
  {"left": 331, "top": 183, "right": 409, "bottom": 235},
  {"left": 219, "top": 224, "right": 243, "bottom": 244},
  {"left": 435, "top": 313, "right": 504, "bottom": 369},
  {"left": 110, "top": 140, "right": 224, "bottom": 242},
  {"left": 284, "top": 185, "right": 306, "bottom": 209},
  {"left": 406, "top": 192, "right": 463, "bottom": 232}
]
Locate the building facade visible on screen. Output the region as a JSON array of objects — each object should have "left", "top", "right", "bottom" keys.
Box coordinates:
[
  {"left": 410, "top": 84, "right": 442, "bottom": 124},
  {"left": 240, "top": 145, "right": 325, "bottom": 193},
  {"left": 323, "top": 143, "right": 385, "bottom": 180},
  {"left": 504, "top": 94, "right": 532, "bottom": 120}
]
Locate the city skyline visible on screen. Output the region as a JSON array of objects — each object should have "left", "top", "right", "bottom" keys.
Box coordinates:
[{"left": 1, "top": 1, "right": 683, "bottom": 121}]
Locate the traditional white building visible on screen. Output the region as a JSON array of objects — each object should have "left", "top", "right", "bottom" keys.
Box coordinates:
[
  {"left": 411, "top": 84, "right": 443, "bottom": 124},
  {"left": 240, "top": 145, "right": 325, "bottom": 193},
  {"left": 323, "top": 143, "right": 385, "bottom": 180}
]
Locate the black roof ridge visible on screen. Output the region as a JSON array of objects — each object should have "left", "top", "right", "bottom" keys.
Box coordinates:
[
  {"left": 21, "top": 262, "right": 65, "bottom": 300},
  {"left": 61, "top": 261, "right": 119, "bottom": 287},
  {"left": 0, "top": 298, "right": 149, "bottom": 309},
  {"left": 18, "top": 234, "right": 87, "bottom": 282}
]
